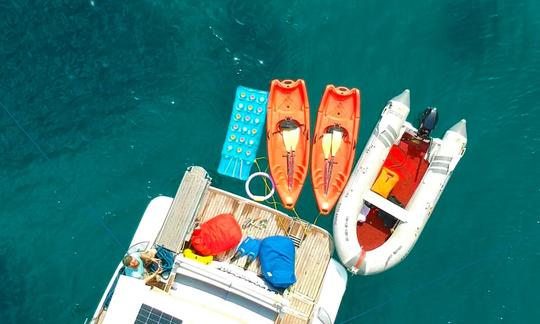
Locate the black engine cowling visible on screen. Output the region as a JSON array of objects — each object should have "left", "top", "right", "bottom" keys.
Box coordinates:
[{"left": 418, "top": 107, "right": 439, "bottom": 139}]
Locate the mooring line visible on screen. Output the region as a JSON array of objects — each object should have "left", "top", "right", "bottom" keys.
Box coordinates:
[
  {"left": 1, "top": 101, "right": 125, "bottom": 250},
  {"left": 1, "top": 101, "right": 51, "bottom": 161}
]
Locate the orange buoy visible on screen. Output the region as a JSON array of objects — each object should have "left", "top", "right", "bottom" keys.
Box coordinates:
[
  {"left": 266, "top": 79, "right": 310, "bottom": 209},
  {"left": 311, "top": 85, "right": 360, "bottom": 215}
]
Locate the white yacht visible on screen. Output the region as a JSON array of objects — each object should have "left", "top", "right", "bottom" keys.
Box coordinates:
[{"left": 91, "top": 166, "right": 347, "bottom": 324}]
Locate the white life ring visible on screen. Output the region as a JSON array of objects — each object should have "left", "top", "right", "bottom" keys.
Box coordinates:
[{"left": 245, "top": 172, "right": 275, "bottom": 202}]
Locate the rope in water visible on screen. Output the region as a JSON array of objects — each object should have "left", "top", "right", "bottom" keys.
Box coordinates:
[
  {"left": 1, "top": 101, "right": 125, "bottom": 250},
  {"left": 1, "top": 102, "right": 51, "bottom": 162}
]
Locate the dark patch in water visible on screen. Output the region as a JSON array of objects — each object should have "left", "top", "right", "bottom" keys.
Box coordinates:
[
  {"left": 443, "top": 0, "right": 500, "bottom": 61},
  {"left": 0, "top": 1, "right": 288, "bottom": 171},
  {"left": 0, "top": 245, "right": 26, "bottom": 322},
  {"left": 0, "top": 1, "right": 193, "bottom": 168}
]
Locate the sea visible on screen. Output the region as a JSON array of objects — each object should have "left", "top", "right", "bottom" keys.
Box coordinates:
[{"left": 1, "top": 1, "right": 539, "bottom": 323}]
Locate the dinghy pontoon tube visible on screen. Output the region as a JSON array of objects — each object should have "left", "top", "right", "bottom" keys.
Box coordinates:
[{"left": 333, "top": 90, "right": 467, "bottom": 275}]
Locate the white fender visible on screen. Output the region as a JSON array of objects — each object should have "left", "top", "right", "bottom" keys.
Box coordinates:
[
  {"left": 333, "top": 90, "right": 410, "bottom": 273},
  {"left": 310, "top": 259, "right": 348, "bottom": 324}
]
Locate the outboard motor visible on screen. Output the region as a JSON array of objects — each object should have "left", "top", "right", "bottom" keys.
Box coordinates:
[{"left": 417, "top": 107, "right": 438, "bottom": 139}]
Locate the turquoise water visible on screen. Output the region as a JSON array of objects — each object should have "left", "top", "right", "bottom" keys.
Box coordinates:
[{"left": 1, "top": 1, "right": 539, "bottom": 323}]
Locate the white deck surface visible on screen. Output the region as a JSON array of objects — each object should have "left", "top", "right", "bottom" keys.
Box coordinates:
[
  {"left": 103, "top": 270, "right": 276, "bottom": 324},
  {"left": 102, "top": 276, "right": 150, "bottom": 324},
  {"left": 95, "top": 167, "right": 336, "bottom": 324}
]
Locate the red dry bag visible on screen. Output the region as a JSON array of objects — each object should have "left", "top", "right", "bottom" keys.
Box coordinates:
[{"left": 191, "top": 213, "right": 242, "bottom": 256}]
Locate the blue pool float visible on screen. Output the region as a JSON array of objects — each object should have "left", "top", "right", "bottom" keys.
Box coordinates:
[{"left": 218, "top": 86, "right": 268, "bottom": 180}]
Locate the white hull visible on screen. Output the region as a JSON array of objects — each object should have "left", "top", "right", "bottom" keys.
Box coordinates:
[
  {"left": 333, "top": 90, "right": 467, "bottom": 275},
  {"left": 92, "top": 167, "right": 348, "bottom": 323},
  {"left": 91, "top": 196, "right": 172, "bottom": 322}
]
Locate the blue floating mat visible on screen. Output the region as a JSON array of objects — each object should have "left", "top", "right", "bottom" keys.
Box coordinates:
[{"left": 218, "top": 86, "right": 268, "bottom": 180}]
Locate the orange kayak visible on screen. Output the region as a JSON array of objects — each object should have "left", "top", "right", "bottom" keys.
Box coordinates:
[
  {"left": 266, "top": 79, "right": 310, "bottom": 209},
  {"left": 311, "top": 85, "right": 360, "bottom": 214}
]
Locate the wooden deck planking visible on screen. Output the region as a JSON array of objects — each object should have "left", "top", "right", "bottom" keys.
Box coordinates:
[
  {"left": 293, "top": 230, "right": 331, "bottom": 298},
  {"left": 193, "top": 187, "right": 333, "bottom": 323},
  {"left": 155, "top": 166, "right": 210, "bottom": 253},
  {"left": 275, "top": 316, "right": 299, "bottom": 324}
]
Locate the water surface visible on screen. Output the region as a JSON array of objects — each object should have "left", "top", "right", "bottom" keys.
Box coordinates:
[{"left": 1, "top": 1, "right": 539, "bottom": 323}]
